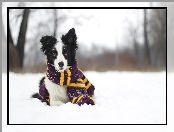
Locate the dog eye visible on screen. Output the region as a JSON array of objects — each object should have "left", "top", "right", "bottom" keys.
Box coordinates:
[
  {"left": 53, "top": 53, "right": 56, "bottom": 56},
  {"left": 52, "top": 51, "right": 57, "bottom": 57},
  {"left": 63, "top": 49, "right": 67, "bottom": 55}
]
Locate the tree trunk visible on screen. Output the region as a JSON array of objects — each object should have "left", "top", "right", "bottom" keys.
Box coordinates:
[
  {"left": 16, "top": 9, "right": 30, "bottom": 68},
  {"left": 53, "top": 9, "right": 58, "bottom": 37},
  {"left": 8, "top": 20, "right": 19, "bottom": 70},
  {"left": 9, "top": 25, "right": 14, "bottom": 45},
  {"left": 144, "top": 9, "right": 151, "bottom": 65}
]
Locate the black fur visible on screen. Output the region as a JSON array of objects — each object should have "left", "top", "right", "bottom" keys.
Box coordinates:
[
  {"left": 40, "top": 36, "right": 58, "bottom": 64},
  {"left": 61, "top": 28, "right": 77, "bottom": 47},
  {"left": 31, "top": 28, "right": 78, "bottom": 101},
  {"left": 40, "top": 28, "right": 78, "bottom": 66},
  {"left": 61, "top": 28, "right": 78, "bottom": 66},
  {"left": 31, "top": 93, "right": 42, "bottom": 100},
  {"left": 40, "top": 35, "right": 57, "bottom": 51}
]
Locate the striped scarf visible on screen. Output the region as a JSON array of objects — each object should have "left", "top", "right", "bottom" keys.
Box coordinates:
[
  {"left": 40, "top": 60, "right": 95, "bottom": 106},
  {"left": 46, "top": 61, "right": 92, "bottom": 91}
]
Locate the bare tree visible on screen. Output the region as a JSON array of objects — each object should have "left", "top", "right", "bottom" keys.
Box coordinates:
[
  {"left": 148, "top": 9, "right": 166, "bottom": 67},
  {"left": 9, "top": 9, "right": 30, "bottom": 70},
  {"left": 127, "top": 22, "right": 140, "bottom": 61},
  {"left": 9, "top": 24, "right": 19, "bottom": 70},
  {"left": 9, "top": 25, "right": 14, "bottom": 45},
  {"left": 144, "top": 9, "right": 151, "bottom": 65},
  {"left": 16, "top": 9, "right": 30, "bottom": 68},
  {"left": 53, "top": 9, "right": 58, "bottom": 37}
]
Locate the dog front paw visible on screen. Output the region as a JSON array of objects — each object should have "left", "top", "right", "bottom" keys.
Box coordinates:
[{"left": 72, "top": 95, "right": 95, "bottom": 106}]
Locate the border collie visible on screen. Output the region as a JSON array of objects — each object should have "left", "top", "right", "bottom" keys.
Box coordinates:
[{"left": 32, "top": 28, "right": 95, "bottom": 106}]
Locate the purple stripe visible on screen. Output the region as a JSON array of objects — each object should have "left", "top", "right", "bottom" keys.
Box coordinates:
[{"left": 39, "top": 61, "right": 95, "bottom": 106}]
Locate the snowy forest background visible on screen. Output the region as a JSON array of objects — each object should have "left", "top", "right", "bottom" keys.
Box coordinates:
[{"left": 2, "top": 2, "right": 170, "bottom": 73}]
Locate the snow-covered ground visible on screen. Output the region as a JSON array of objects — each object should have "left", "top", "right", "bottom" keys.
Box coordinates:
[
  {"left": 6, "top": 71, "right": 166, "bottom": 124},
  {"left": 3, "top": 71, "right": 174, "bottom": 132}
]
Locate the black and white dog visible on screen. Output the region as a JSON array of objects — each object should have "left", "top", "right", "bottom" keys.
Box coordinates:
[{"left": 32, "top": 28, "right": 95, "bottom": 106}]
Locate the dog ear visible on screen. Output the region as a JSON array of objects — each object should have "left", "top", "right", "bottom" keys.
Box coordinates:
[
  {"left": 40, "top": 35, "right": 57, "bottom": 54},
  {"left": 61, "top": 28, "right": 77, "bottom": 45}
]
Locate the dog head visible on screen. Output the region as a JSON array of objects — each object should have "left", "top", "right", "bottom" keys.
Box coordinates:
[{"left": 40, "top": 28, "right": 78, "bottom": 72}]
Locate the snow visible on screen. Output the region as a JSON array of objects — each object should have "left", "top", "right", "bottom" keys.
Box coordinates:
[
  {"left": 5, "top": 71, "right": 166, "bottom": 124},
  {"left": 3, "top": 71, "right": 174, "bottom": 132}
]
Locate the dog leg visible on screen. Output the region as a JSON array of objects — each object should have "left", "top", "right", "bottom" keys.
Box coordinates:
[{"left": 50, "top": 100, "right": 64, "bottom": 106}]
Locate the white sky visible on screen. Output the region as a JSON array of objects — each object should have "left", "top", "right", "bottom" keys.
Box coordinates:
[
  {"left": 62, "top": 9, "right": 144, "bottom": 50},
  {"left": 2, "top": 2, "right": 152, "bottom": 50}
]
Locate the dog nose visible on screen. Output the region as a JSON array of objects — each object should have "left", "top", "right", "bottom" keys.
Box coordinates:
[{"left": 58, "top": 61, "right": 64, "bottom": 67}]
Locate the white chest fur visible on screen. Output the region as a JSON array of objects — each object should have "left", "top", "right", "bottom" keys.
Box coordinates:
[{"left": 45, "top": 77, "right": 70, "bottom": 106}]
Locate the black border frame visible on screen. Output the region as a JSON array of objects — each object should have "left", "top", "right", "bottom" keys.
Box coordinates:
[{"left": 7, "top": 6, "right": 167, "bottom": 125}]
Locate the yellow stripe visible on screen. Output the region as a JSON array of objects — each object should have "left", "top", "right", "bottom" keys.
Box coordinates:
[
  {"left": 76, "top": 96, "right": 83, "bottom": 103},
  {"left": 60, "top": 72, "right": 64, "bottom": 86},
  {"left": 69, "top": 83, "right": 85, "bottom": 88},
  {"left": 83, "top": 78, "right": 88, "bottom": 83},
  {"left": 72, "top": 97, "right": 78, "bottom": 104},
  {"left": 67, "top": 69, "right": 71, "bottom": 85},
  {"left": 86, "top": 82, "right": 91, "bottom": 89}
]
